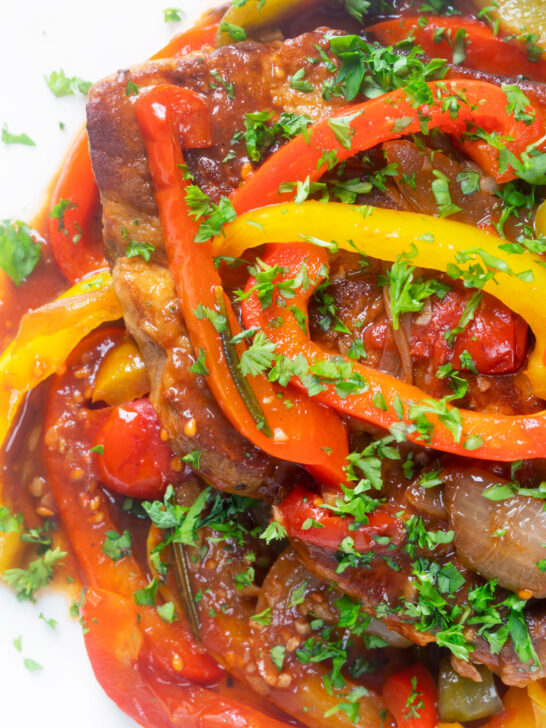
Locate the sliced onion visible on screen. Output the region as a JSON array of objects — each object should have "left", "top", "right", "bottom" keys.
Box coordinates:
[
  {"left": 444, "top": 467, "right": 546, "bottom": 597},
  {"left": 365, "top": 617, "right": 412, "bottom": 648}
]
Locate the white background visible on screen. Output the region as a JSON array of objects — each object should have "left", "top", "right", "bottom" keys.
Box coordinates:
[{"left": 0, "top": 1, "right": 212, "bottom": 725}]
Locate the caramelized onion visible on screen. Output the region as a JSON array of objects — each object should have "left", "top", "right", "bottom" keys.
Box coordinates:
[{"left": 444, "top": 468, "right": 546, "bottom": 597}]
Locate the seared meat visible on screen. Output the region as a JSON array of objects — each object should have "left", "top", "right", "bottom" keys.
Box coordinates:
[{"left": 113, "top": 256, "right": 299, "bottom": 499}]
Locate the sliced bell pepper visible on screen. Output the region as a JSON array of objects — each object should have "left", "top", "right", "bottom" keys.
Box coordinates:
[
  {"left": 134, "top": 85, "right": 349, "bottom": 486},
  {"left": 381, "top": 664, "right": 438, "bottom": 728},
  {"left": 44, "top": 327, "right": 221, "bottom": 685},
  {"left": 229, "top": 79, "right": 544, "bottom": 214},
  {"left": 237, "top": 236, "right": 546, "bottom": 461},
  {"left": 528, "top": 680, "right": 546, "bottom": 727},
  {"left": 0, "top": 271, "right": 120, "bottom": 571},
  {"left": 48, "top": 129, "right": 108, "bottom": 283},
  {"left": 216, "top": 0, "right": 313, "bottom": 46},
  {"left": 92, "top": 338, "right": 150, "bottom": 406},
  {"left": 0, "top": 270, "right": 120, "bottom": 448},
  {"left": 216, "top": 201, "right": 546, "bottom": 399},
  {"left": 152, "top": 15, "right": 220, "bottom": 60},
  {"left": 482, "top": 686, "right": 537, "bottom": 728},
  {"left": 84, "top": 587, "right": 293, "bottom": 728},
  {"left": 368, "top": 16, "right": 546, "bottom": 83},
  {"left": 276, "top": 486, "right": 406, "bottom": 552}
]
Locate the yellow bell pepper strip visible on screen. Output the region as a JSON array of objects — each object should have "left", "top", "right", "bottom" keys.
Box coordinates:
[
  {"left": 238, "top": 238, "right": 546, "bottom": 461},
  {"left": 216, "top": 0, "right": 313, "bottom": 46},
  {"left": 528, "top": 681, "right": 546, "bottom": 727},
  {"left": 229, "top": 79, "right": 545, "bottom": 215},
  {"left": 215, "top": 201, "right": 546, "bottom": 399},
  {"left": 134, "top": 85, "right": 349, "bottom": 486},
  {"left": 0, "top": 270, "right": 120, "bottom": 448},
  {"left": 0, "top": 271, "right": 121, "bottom": 571},
  {"left": 482, "top": 687, "right": 537, "bottom": 728},
  {"left": 92, "top": 338, "right": 150, "bottom": 406}
]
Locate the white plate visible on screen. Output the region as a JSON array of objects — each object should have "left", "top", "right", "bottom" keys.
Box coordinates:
[{"left": 0, "top": 1, "right": 214, "bottom": 725}]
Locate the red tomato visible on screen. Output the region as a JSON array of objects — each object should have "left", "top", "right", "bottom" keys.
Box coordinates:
[
  {"left": 382, "top": 664, "right": 438, "bottom": 728},
  {"left": 410, "top": 289, "right": 527, "bottom": 375},
  {"left": 277, "top": 486, "right": 405, "bottom": 553},
  {"left": 96, "top": 397, "right": 175, "bottom": 499}
]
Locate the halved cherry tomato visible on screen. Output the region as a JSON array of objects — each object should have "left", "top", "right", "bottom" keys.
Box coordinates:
[
  {"left": 276, "top": 486, "right": 405, "bottom": 553},
  {"left": 96, "top": 397, "right": 175, "bottom": 500},
  {"left": 410, "top": 289, "right": 528, "bottom": 375},
  {"left": 382, "top": 664, "right": 439, "bottom": 728}
]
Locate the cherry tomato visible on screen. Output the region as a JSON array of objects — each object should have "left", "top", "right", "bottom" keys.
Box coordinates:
[
  {"left": 277, "top": 486, "right": 405, "bottom": 553},
  {"left": 96, "top": 397, "right": 175, "bottom": 499},
  {"left": 411, "top": 289, "right": 527, "bottom": 375},
  {"left": 382, "top": 663, "right": 439, "bottom": 728}
]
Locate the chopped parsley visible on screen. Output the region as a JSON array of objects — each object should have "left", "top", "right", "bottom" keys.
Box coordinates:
[
  {"left": 3, "top": 547, "right": 66, "bottom": 602},
  {"left": 0, "top": 219, "right": 42, "bottom": 285},
  {"left": 163, "top": 7, "right": 184, "bottom": 22},
  {"left": 219, "top": 21, "right": 246, "bottom": 41},
  {"left": 45, "top": 70, "right": 92, "bottom": 97},
  {"left": 102, "top": 530, "right": 132, "bottom": 562},
  {"left": 126, "top": 240, "right": 155, "bottom": 261},
  {"left": 1, "top": 124, "right": 35, "bottom": 146}
]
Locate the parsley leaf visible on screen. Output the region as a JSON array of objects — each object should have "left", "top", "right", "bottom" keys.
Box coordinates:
[
  {"left": 3, "top": 547, "right": 66, "bottom": 602},
  {"left": 45, "top": 70, "right": 92, "bottom": 97},
  {"left": 126, "top": 240, "right": 155, "bottom": 261},
  {"left": 431, "top": 169, "right": 462, "bottom": 217},
  {"left": 102, "top": 530, "right": 132, "bottom": 562},
  {"left": 219, "top": 21, "right": 246, "bottom": 41},
  {"left": 134, "top": 578, "right": 158, "bottom": 606},
  {"left": 0, "top": 220, "right": 41, "bottom": 285},
  {"left": 239, "top": 331, "right": 276, "bottom": 377},
  {"left": 163, "top": 7, "right": 184, "bottom": 22},
  {"left": 328, "top": 111, "right": 362, "bottom": 150},
  {"left": 1, "top": 125, "right": 35, "bottom": 146}
]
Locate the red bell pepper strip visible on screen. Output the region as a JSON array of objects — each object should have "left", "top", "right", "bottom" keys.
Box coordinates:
[
  {"left": 381, "top": 664, "right": 438, "bottom": 728},
  {"left": 96, "top": 397, "right": 174, "bottom": 500},
  {"left": 368, "top": 16, "right": 546, "bottom": 84},
  {"left": 229, "top": 79, "right": 544, "bottom": 213},
  {"left": 48, "top": 129, "right": 108, "bottom": 283},
  {"left": 134, "top": 85, "right": 349, "bottom": 486},
  {"left": 47, "top": 19, "right": 219, "bottom": 284},
  {"left": 44, "top": 327, "right": 221, "bottom": 685},
  {"left": 241, "top": 242, "right": 546, "bottom": 461},
  {"left": 276, "top": 486, "right": 405, "bottom": 553},
  {"left": 84, "top": 587, "right": 293, "bottom": 728}
]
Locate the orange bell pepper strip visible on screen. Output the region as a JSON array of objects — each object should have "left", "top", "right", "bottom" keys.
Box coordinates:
[
  {"left": 48, "top": 16, "right": 220, "bottom": 283},
  {"left": 240, "top": 242, "right": 546, "bottom": 461},
  {"left": 368, "top": 16, "right": 546, "bottom": 84},
  {"left": 276, "top": 486, "right": 406, "bottom": 552},
  {"left": 151, "top": 15, "right": 220, "bottom": 60},
  {"left": 229, "top": 79, "right": 544, "bottom": 214},
  {"left": 134, "top": 84, "right": 349, "bottom": 485},
  {"left": 44, "top": 327, "right": 221, "bottom": 685},
  {"left": 84, "top": 587, "right": 294, "bottom": 728}
]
